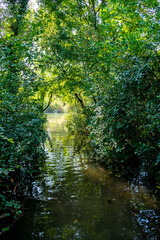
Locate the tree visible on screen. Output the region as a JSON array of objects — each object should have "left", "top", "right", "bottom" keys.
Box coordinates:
[
  {"left": 36, "top": 0, "right": 160, "bottom": 183},
  {"left": 0, "top": 0, "right": 46, "bottom": 232}
]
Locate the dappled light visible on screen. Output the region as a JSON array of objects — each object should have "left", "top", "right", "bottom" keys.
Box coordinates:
[{"left": 0, "top": 0, "right": 160, "bottom": 238}]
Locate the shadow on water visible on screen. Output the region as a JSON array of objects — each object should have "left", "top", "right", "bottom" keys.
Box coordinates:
[{"left": 6, "top": 113, "right": 160, "bottom": 240}]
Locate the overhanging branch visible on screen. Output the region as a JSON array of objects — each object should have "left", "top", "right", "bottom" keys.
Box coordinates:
[{"left": 42, "top": 91, "right": 54, "bottom": 113}]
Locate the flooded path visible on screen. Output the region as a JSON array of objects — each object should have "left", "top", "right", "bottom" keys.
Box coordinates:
[{"left": 7, "top": 114, "right": 160, "bottom": 240}]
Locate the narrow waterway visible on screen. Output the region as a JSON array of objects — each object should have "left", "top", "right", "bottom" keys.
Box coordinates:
[{"left": 7, "top": 113, "right": 160, "bottom": 240}]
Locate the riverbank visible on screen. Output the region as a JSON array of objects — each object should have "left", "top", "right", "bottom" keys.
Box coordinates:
[{"left": 3, "top": 113, "right": 160, "bottom": 240}]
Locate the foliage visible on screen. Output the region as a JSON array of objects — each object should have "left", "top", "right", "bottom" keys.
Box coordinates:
[
  {"left": 36, "top": 0, "right": 160, "bottom": 184},
  {"left": 0, "top": 0, "right": 160, "bottom": 233},
  {"left": 66, "top": 107, "right": 88, "bottom": 135},
  {"left": 44, "top": 99, "right": 69, "bottom": 113},
  {"left": 0, "top": 0, "right": 47, "bottom": 232}
]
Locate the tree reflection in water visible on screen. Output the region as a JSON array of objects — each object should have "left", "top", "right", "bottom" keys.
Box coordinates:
[{"left": 6, "top": 113, "right": 160, "bottom": 240}]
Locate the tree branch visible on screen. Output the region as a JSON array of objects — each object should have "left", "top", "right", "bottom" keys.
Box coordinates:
[
  {"left": 42, "top": 91, "right": 54, "bottom": 113},
  {"left": 75, "top": 93, "right": 85, "bottom": 109}
]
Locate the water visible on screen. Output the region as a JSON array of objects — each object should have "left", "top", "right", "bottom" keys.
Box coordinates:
[{"left": 6, "top": 113, "right": 160, "bottom": 240}]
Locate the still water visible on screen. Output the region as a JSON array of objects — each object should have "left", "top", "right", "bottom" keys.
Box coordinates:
[{"left": 7, "top": 114, "right": 160, "bottom": 240}]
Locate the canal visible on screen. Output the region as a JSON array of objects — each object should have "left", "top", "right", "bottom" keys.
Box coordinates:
[{"left": 6, "top": 113, "right": 160, "bottom": 240}]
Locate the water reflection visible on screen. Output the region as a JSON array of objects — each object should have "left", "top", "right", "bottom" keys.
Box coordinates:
[{"left": 7, "top": 113, "right": 160, "bottom": 240}]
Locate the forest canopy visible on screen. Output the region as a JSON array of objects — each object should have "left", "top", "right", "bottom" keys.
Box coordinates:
[{"left": 33, "top": 0, "right": 160, "bottom": 179}]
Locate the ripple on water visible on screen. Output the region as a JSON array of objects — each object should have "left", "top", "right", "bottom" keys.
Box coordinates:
[{"left": 6, "top": 113, "right": 160, "bottom": 240}]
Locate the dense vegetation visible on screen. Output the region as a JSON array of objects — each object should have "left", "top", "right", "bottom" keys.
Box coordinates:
[
  {"left": 0, "top": 0, "right": 46, "bottom": 234},
  {"left": 35, "top": 0, "right": 159, "bottom": 181},
  {"left": 0, "top": 0, "right": 160, "bottom": 234}
]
